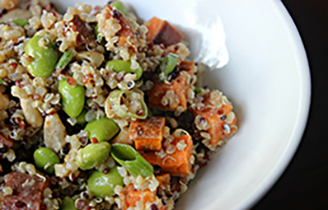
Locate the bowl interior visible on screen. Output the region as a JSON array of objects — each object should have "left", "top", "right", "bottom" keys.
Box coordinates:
[{"left": 53, "top": 0, "right": 311, "bottom": 209}]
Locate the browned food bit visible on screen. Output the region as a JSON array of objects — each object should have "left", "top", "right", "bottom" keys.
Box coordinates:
[
  {"left": 103, "top": 5, "right": 138, "bottom": 53},
  {"left": 145, "top": 17, "right": 183, "bottom": 47},
  {"left": 129, "top": 117, "right": 165, "bottom": 151},
  {"left": 193, "top": 90, "right": 238, "bottom": 149},
  {"left": 156, "top": 173, "right": 171, "bottom": 188},
  {"left": 70, "top": 14, "right": 95, "bottom": 46},
  {"left": 141, "top": 133, "right": 193, "bottom": 176},
  {"left": 148, "top": 61, "right": 195, "bottom": 111},
  {"left": 178, "top": 60, "right": 195, "bottom": 74},
  {"left": 0, "top": 133, "right": 13, "bottom": 148},
  {"left": 0, "top": 163, "right": 3, "bottom": 173},
  {"left": 1, "top": 172, "right": 50, "bottom": 210}
]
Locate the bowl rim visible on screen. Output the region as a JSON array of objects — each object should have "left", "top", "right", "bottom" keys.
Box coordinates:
[{"left": 237, "top": 1, "right": 311, "bottom": 209}]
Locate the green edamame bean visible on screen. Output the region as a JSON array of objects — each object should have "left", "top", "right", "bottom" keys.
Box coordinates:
[
  {"left": 106, "top": 60, "right": 142, "bottom": 80},
  {"left": 87, "top": 167, "right": 123, "bottom": 198},
  {"left": 85, "top": 117, "right": 120, "bottom": 142},
  {"left": 76, "top": 109, "right": 87, "bottom": 124},
  {"left": 112, "top": 1, "right": 128, "bottom": 16},
  {"left": 76, "top": 142, "right": 111, "bottom": 170},
  {"left": 58, "top": 78, "right": 85, "bottom": 118},
  {"left": 33, "top": 147, "right": 60, "bottom": 174},
  {"left": 60, "top": 197, "right": 76, "bottom": 210},
  {"left": 25, "top": 35, "right": 59, "bottom": 78}
]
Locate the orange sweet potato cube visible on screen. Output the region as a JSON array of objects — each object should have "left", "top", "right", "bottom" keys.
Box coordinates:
[
  {"left": 101, "top": 6, "right": 137, "bottom": 52},
  {"left": 145, "top": 17, "right": 183, "bottom": 47},
  {"left": 129, "top": 117, "right": 165, "bottom": 151},
  {"left": 193, "top": 91, "right": 237, "bottom": 147},
  {"left": 120, "top": 184, "right": 156, "bottom": 210},
  {"left": 120, "top": 184, "right": 168, "bottom": 210},
  {"left": 156, "top": 173, "right": 171, "bottom": 187},
  {"left": 141, "top": 133, "right": 193, "bottom": 176},
  {"left": 148, "top": 61, "right": 194, "bottom": 111}
]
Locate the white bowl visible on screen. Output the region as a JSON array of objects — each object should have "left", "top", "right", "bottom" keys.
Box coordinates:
[{"left": 55, "top": 0, "right": 311, "bottom": 209}]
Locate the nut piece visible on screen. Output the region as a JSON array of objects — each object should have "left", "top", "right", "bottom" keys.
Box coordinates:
[
  {"left": 44, "top": 113, "right": 66, "bottom": 152},
  {"left": 112, "top": 127, "right": 133, "bottom": 146},
  {"left": 76, "top": 51, "right": 104, "bottom": 67},
  {"left": 0, "top": 8, "right": 32, "bottom": 23},
  {"left": 20, "top": 98, "right": 43, "bottom": 128}
]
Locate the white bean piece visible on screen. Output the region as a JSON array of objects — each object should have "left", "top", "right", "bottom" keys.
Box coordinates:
[
  {"left": 76, "top": 51, "right": 104, "bottom": 67},
  {"left": 20, "top": 98, "right": 43, "bottom": 128},
  {"left": 111, "top": 127, "right": 133, "bottom": 146},
  {"left": 0, "top": 8, "right": 32, "bottom": 23},
  {"left": 44, "top": 113, "right": 67, "bottom": 152}
]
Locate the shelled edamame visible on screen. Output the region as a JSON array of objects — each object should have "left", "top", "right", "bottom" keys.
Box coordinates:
[
  {"left": 25, "top": 35, "right": 59, "bottom": 78},
  {"left": 76, "top": 142, "right": 111, "bottom": 170},
  {"left": 60, "top": 197, "right": 77, "bottom": 210},
  {"left": 33, "top": 147, "right": 60, "bottom": 174},
  {"left": 58, "top": 78, "right": 85, "bottom": 118},
  {"left": 84, "top": 117, "right": 120, "bottom": 142},
  {"left": 87, "top": 167, "right": 124, "bottom": 198},
  {"left": 76, "top": 109, "right": 88, "bottom": 124}
]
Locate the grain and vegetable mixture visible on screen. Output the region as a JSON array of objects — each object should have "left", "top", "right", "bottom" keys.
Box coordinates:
[{"left": 0, "top": 1, "right": 238, "bottom": 209}]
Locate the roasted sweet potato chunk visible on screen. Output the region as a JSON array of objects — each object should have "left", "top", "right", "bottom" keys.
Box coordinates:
[
  {"left": 193, "top": 90, "right": 237, "bottom": 148},
  {"left": 141, "top": 133, "right": 193, "bottom": 176},
  {"left": 129, "top": 117, "right": 165, "bottom": 151},
  {"left": 148, "top": 61, "right": 194, "bottom": 111},
  {"left": 100, "top": 5, "right": 138, "bottom": 53},
  {"left": 120, "top": 184, "right": 168, "bottom": 210},
  {"left": 145, "top": 17, "right": 183, "bottom": 47},
  {"left": 156, "top": 173, "right": 171, "bottom": 188},
  {"left": 178, "top": 60, "right": 195, "bottom": 74},
  {"left": 2, "top": 172, "right": 50, "bottom": 210},
  {"left": 120, "top": 184, "right": 156, "bottom": 210}
]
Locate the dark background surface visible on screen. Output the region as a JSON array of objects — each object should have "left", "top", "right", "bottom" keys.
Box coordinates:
[{"left": 253, "top": 0, "right": 328, "bottom": 209}]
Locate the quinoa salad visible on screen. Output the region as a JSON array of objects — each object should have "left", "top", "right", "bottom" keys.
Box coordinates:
[{"left": 0, "top": 1, "right": 238, "bottom": 210}]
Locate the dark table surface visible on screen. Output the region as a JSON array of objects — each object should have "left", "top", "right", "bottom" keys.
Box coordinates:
[{"left": 252, "top": 0, "right": 328, "bottom": 209}]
